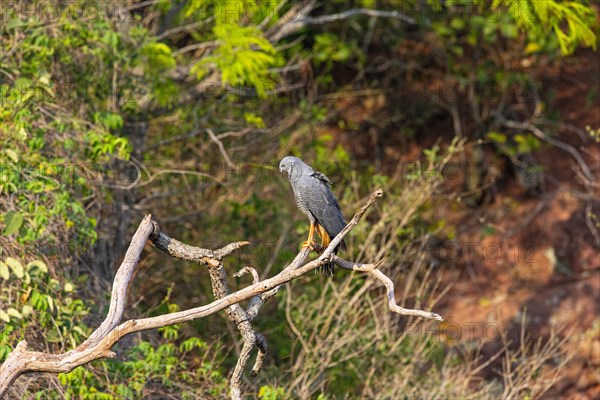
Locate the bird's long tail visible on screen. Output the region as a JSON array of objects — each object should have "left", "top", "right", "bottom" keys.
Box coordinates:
[
  {"left": 316, "top": 224, "right": 337, "bottom": 275},
  {"left": 319, "top": 246, "right": 337, "bottom": 276}
]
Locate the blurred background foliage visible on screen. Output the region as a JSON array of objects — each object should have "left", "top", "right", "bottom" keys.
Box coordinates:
[{"left": 1, "top": 0, "right": 599, "bottom": 398}]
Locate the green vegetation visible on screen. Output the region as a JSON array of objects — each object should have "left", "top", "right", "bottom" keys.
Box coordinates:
[
  {"left": 1, "top": 0, "right": 598, "bottom": 398},
  {"left": 0, "top": 256, "right": 88, "bottom": 363}
]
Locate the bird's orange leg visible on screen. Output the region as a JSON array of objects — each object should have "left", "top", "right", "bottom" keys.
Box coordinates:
[
  {"left": 301, "top": 222, "right": 318, "bottom": 250},
  {"left": 316, "top": 224, "right": 334, "bottom": 275},
  {"left": 317, "top": 224, "right": 330, "bottom": 250}
]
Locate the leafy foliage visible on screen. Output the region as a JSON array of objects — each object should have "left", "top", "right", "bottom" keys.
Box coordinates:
[
  {"left": 258, "top": 385, "right": 287, "bottom": 400},
  {"left": 56, "top": 329, "right": 228, "bottom": 399},
  {"left": 193, "top": 24, "right": 277, "bottom": 96},
  {"left": 492, "top": 0, "right": 598, "bottom": 55},
  {"left": 0, "top": 256, "right": 228, "bottom": 398},
  {"left": 0, "top": 257, "right": 87, "bottom": 361}
]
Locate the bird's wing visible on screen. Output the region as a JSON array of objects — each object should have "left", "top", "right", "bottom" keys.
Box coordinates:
[
  {"left": 298, "top": 172, "right": 347, "bottom": 250},
  {"left": 311, "top": 171, "right": 332, "bottom": 187}
]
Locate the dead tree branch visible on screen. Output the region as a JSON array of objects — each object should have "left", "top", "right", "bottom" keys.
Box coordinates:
[
  {"left": 0, "top": 189, "right": 442, "bottom": 399},
  {"left": 334, "top": 257, "right": 443, "bottom": 320},
  {"left": 149, "top": 219, "right": 259, "bottom": 398},
  {"left": 269, "top": 4, "right": 416, "bottom": 43},
  {"left": 495, "top": 114, "right": 596, "bottom": 185}
]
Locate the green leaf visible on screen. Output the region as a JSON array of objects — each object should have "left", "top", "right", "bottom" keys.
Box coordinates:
[
  {"left": 46, "top": 329, "right": 61, "bottom": 343},
  {"left": 197, "top": 23, "right": 276, "bottom": 97},
  {"left": 16, "top": 127, "right": 27, "bottom": 140},
  {"left": 495, "top": 0, "right": 597, "bottom": 55},
  {"left": 5, "top": 18, "right": 28, "bottom": 30},
  {"left": 0, "top": 261, "right": 9, "bottom": 280},
  {"left": 3, "top": 211, "right": 24, "bottom": 236},
  {"left": 486, "top": 131, "right": 507, "bottom": 144},
  {"left": 101, "top": 31, "right": 120, "bottom": 51},
  {"left": 450, "top": 18, "right": 465, "bottom": 30},
  {"left": 26, "top": 260, "right": 48, "bottom": 275},
  {"left": 140, "top": 42, "right": 176, "bottom": 70},
  {"left": 72, "top": 326, "right": 85, "bottom": 336},
  {"left": 49, "top": 278, "right": 61, "bottom": 291},
  {"left": 93, "top": 112, "right": 124, "bottom": 130},
  {"left": 47, "top": 295, "right": 55, "bottom": 312},
  {"left": 6, "top": 308, "right": 22, "bottom": 319},
  {"left": 0, "top": 310, "right": 9, "bottom": 323},
  {"left": 5, "top": 149, "right": 19, "bottom": 162},
  {"left": 525, "top": 42, "right": 541, "bottom": 54},
  {"left": 5, "top": 257, "right": 24, "bottom": 279},
  {"left": 21, "top": 305, "right": 34, "bottom": 317}
]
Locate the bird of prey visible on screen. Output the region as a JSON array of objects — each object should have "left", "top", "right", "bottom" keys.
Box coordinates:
[{"left": 279, "top": 156, "right": 347, "bottom": 275}]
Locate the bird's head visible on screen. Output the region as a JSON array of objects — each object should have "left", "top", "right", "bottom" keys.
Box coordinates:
[{"left": 279, "top": 156, "right": 302, "bottom": 176}]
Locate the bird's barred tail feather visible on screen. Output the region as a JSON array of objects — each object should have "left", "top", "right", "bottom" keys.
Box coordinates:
[{"left": 317, "top": 244, "right": 340, "bottom": 275}]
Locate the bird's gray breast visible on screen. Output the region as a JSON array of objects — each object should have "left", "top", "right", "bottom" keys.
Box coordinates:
[{"left": 290, "top": 174, "right": 313, "bottom": 220}]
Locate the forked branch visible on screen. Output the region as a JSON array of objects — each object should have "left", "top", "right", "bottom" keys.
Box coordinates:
[{"left": 0, "top": 189, "right": 442, "bottom": 398}]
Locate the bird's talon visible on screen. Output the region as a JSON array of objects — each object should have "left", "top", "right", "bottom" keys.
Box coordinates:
[{"left": 301, "top": 241, "right": 319, "bottom": 251}]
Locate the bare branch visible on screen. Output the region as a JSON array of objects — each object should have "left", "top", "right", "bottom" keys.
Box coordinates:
[
  {"left": 156, "top": 17, "right": 215, "bottom": 40},
  {"left": 301, "top": 8, "right": 416, "bottom": 25},
  {"left": 149, "top": 221, "right": 257, "bottom": 398},
  {"left": 234, "top": 267, "right": 260, "bottom": 284},
  {"left": 215, "top": 241, "right": 253, "bottom": 259},
  {"left": 173, "top": 40, "right": 219, "bottom": 56},
  {"left": 267, "top": 0, "right": 316, "bottom": 43},
  {"left": 150, "top": 220, "right": 249, "bottom": 266},
  {"left": 135, "top": 168, "right": 224, "bottom": 188},
  {"left": 270, "top": 5, "right": 416, "bottom": 42},
  {"left": 495, "top": 114, "right": 596, "bottom": 184},
  {"left": 334, "top": 257, "right": 443, "bottom": 321},
  {"left": 206, "top": 128, "right": 237, "bottom": 169},
  {"left": 88, "top": 214, "right": 154, "bottom": 342}
]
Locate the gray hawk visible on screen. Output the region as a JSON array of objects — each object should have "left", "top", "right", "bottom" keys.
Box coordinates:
[{"left": 279, "top": 156, "right": 347, "bottom": 275}]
